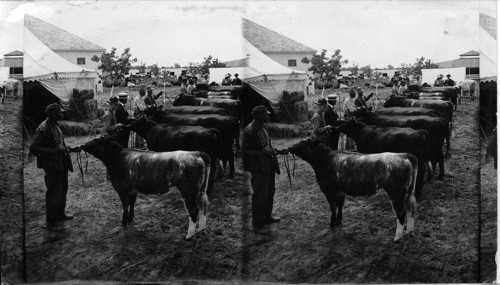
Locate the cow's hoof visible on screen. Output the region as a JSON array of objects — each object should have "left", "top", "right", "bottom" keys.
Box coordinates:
[{"left": 185, "top": 235, "right": 195, "bottom": 241}]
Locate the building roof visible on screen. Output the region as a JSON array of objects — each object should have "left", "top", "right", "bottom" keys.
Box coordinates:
[
  {"left": 242, "top": 18, "right": 316, "bottom": 54},
  {"left": 459, "top": 50, "right": 480, "bottom": 57},
  {"left": 4, "top": 50, "right": 23, "bottom": 57},
  {"left": 4, "top": 58, "right": 23, "bottom": 67},
  {"left": 223, "top": 58, "right": 248, "bottom": 67},
  {"left": 24, "top": 14, "right": 105, "bottom": 52},
  {"left": 436, "top": 58, "right": 479, "bottom": 68},
  {"left": 480, "top": 13, "right": 497, "bottom": 40}
]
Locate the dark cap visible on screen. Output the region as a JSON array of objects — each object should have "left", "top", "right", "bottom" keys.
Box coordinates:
[
  {"left": 446, "top": 74, "right": 451, "bottom": 77},
  {"left": 251, "top": 105, "right": 271, "bottom": 118},
  {"left": 234, "top": 73, "right": 239, "bottom": 77},
  {"left": 315, "top": 98, "right": 327, "bottom": 105},
  {"left": 107, "top": 97, "right": 119, "bottom": 104},
  {"left": 45, "top": 103, "right": 63, "bottom": 115},
  {"left": 146, "top": 86, "right": 153, "bottom": 91}
]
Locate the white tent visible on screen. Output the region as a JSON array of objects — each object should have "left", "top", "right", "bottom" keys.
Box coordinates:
[
  {"left": 210, "top": 38, "right": 309, "bottom": 108},
  {"left": 421, "top": 67, "right": 466, "bottom": 86},
  {"left": 479, "top": 15, "right": 497, "bottom": 82},
  {"left": 23, "top": 21, "right": 98, "bottom": 107}
]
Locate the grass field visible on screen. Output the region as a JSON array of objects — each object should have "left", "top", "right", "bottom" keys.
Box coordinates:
[{"left": 1, "top": 85, "right": 495, "bottom": 283}]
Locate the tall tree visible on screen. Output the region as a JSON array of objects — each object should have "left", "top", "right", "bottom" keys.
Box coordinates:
[
  {"left": 387, "top": 64, "right": 395, "bottom": 70},
  {"left": 411, "top": 56, "right": 439, "bottom": 77},
  {"left": 189, "top": 55, "right": 226, "bottom": 76},
  {"left": 360, "top": 65, "right": 373, "bottom": 78},
  {"left": 138, "top": 62, "right": 147, "bottom": 74},
  {"left": 174, "top": 63, "right": 181, "bottom": 68},
  {"left": 91, "top": 47, "right": 137, "bottom": 80},
  {"left": 149, "top": 64, "right": 160, "bottom": 77},
  {"left": 350, "top": 63, "right": 359, "bottom": 76},
  {"left": 301, "top": 49, "right": 348, "bottom": 82}
]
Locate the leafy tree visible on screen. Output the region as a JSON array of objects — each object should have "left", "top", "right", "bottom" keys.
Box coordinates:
[
  {"left": 91, "top": 47, "right": 137, "bottom": 80},
  {"left": 387, "top": 64, "right": 395, "bottom": 70},
  {"left": 411, "top": 56, "right": 439, "bottom": 77},
  {"left": 149, "top": 64, "right": 160, "bottom": 77},
  {"left": 138, "top": 62, "right": 147, "bottom": 74},
  {"left": 174, "top": 63, "right": 181, "bottom": 68},
  {"left": 188, "top": 55, "right": 226, "bottom": 76},
  {"left": 301, "top": 49, "right": 348, "bottom": 82},
  {"left": 360, "top": 65, "right": 373, "bottom": 78},
  {"left": 350, "top": 63, "right": 359, "bottom": 76}
]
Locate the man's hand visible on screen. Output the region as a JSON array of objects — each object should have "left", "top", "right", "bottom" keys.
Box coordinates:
[
  {"left": 68, "top": 146, "right": 82, "bottom": 153},
  {"left": 52, "top": 145, "right": 67, "bottom": 154}
]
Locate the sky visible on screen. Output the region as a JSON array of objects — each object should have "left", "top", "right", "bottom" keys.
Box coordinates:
[{"left": 0, "top": 1, "right": 497, "bottom": 68}]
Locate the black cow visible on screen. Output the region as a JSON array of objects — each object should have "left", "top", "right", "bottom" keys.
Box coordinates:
[
  {"left": 125, "top": 117, "right": 220, "bottom": 196},
  {"left": 81, "top": 136, "right": 211, "bottom": 240},
  {"left": 355, "top": 111, "right": 449, "bottom": 179},
  {"left": 288, "top": 138, "right": 418, "bottom": 242},
  {"left": 146, "top": 110, "right": 240, "bottom": 177},
  {"left": 173, "top": 95, "right": 242, "bottom": 123},
  {"left": 420, "top": 86, "right": 459, "bottom": 110},
  {"left": 384, "top": 95, "right": 454, "bottom": 129},
  {"left": 162, "top": 105, "right": 231, "bottom": 116},
  {"left": 332, "top": 120, "right": 429, "bottom": 198},
  {"left": 374, "top": 107, "right": 441, "bottom": 117}
]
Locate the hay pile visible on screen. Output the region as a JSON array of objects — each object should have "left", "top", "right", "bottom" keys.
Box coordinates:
[
  {"left": 58, "top": 120, "right": 100, "bottom": 136},
  {"left": 276, "top": 91, "right": 308, "bottom": 123},
  {"left": 65, "top": 89, "right": 98, "bottom": 122},
  {"left": 264, "top": 122, "right": 310, "bottom": 138}
]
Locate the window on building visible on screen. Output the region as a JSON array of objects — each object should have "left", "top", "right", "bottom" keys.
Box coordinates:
[
  {"left": 9, "top": 67, "right": 23, "bottom": 74},
  {"left": 288, "top": 59, "right": 297, "bottom": 67},
  {"left": 466, "top": 67, "right": 479, "bottom": 74},
  {"left": 77, "top": 58, "right": 86, "bottom": 65}
]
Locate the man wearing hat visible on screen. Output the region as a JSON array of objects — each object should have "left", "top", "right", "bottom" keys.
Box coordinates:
[
  {"left": 325, "top": 95, "right": 340, "bottom": 150},
  {"left": 231, "top": 73, "right": 242, "bottom": 86},
  {"left": 344, "top": 88, "right": 359, "bottom": 119},
  {"left": 355, "top": 88, "right": 374, "bottom": 111},
  {"left": 444, "top": 74, "right": 455, "bottom": 87},
  {"left": 30, "top": 103, "right": 77, "bottom": 231},
  {"left": 434, "top": 74, "right": 444, "bottom": 87},
  {"left": 241, "top": 105, "right": 281, "bottom": 234},
  {"left": 103, "top": 97, "right": 130, "bottom": 148},
  {"left": 311, "top": 98, "right": 328, "bottom": 137},
  {"left": 144, "top": 86, "right": 164, "bottom": 108},
  {"left": 221, "top": 74, "right": 232, "bottom": 86}
]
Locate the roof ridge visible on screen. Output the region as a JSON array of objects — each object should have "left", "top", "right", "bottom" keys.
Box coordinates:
[
  {"left": 243, "top": 18, "right": 316, "bottom": 53},
  {"left": 25, "top": 14, "right": 105, "bottom": 51}
]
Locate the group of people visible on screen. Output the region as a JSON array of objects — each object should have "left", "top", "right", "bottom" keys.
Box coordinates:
[
  {"left": 221, "top": 73, "right": 242, "bottom": 86},
  {"left": 434, "top": 74, "right": 455, "bottom": 87}
]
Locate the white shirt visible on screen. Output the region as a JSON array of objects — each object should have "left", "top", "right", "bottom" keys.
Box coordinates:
[{"left": 134, "top": 95, "right": 146, "bottom": 111}]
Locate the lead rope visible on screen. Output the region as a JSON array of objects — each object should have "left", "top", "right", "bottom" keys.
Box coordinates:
[
  {"left": 282, "top": 152, "right": 297, "bottom": 192},
  {"left": 76, "top": 149, "right": 88, "bottom": 187}
]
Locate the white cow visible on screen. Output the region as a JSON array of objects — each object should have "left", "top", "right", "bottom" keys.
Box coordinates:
[{"left": 458, "top": 80, "right": 479, "bottom": 100}]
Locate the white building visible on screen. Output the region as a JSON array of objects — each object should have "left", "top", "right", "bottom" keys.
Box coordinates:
[{"left": 25, "top": 15, "right": 105, "bottom": 72}]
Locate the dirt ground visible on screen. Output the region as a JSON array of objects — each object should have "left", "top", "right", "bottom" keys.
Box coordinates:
[{"left": 2, "top": 86, "right": 496, "bottom": 283}]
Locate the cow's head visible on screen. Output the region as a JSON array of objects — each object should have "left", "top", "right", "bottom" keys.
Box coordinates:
[
  {"left": 81, "top": 135, "right": 123, "bottom": 162},
  {"left": 335, "top": 118, "right": 358, "bottom": 135},
  {"left": 289, "top": 137, "right": 329, "bottom": 163},
  {"left": 127, "top": 115, "right": 154, "bottom": 134},
  {"left": 383, "top": 95, "right": 395, "bottom": 107}
]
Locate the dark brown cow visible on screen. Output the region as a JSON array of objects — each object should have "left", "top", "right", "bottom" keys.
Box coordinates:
[
  {"left": 81, "top": 136, "right": 211, "bottom": 240},
  {"left": 125, "top": 117, "right": 220, "bottom": 196},
  {"left": 355, "top": 111, "right": 450, "bottom": 179},
  {"left": 172, "top": 95, "right": 242, "bottom": 123},
  {"left": 163, "top": 105, "right": 231, "bottom": 116},
  {"left": 374, "top": 107, "right": 441, "bottom": 117},
  {"left": 288, "top": 138, "right": 418, "bottom": 241},
  {"left": 384, "top": 95, "right": 454, "bottom": 129},
  {"left": 333, "top": 120, "right": 429, "bottom": 198},
  {"left": 146, "top": 110, "right": 240, "bottom": 177}
]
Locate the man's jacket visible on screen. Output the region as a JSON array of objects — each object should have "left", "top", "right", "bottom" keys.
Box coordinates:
[
  {"left": 29, "top": 119, "right": 73, "bottom": 172},
  {"left": 241, "top": 121, "right": 280, "bottom": 174}
]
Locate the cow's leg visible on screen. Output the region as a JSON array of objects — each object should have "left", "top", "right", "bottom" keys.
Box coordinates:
[
  {"left": 386, "top": 190, "right": 406, "bottom": 241},
  {"left": 117, "top": 191, "right": 129, "bottom": 225},
  {"left": 196, "top": 192, "right": 209, "bottom": 232},
  {"left": 335, "top": 193, "right": 345, "bottom": 225},
  {"left": 127, "top": 190, "right": 137, "bottom": 223},
  {"left": 206, "top": 158, "right": 217, "bottom": 197},
  {"left": 404, "top": 194, "right": 417, "bottom": 234},
  {"left": 323, "top": 190, "right": 338, "bottom": 228},
  {"left": 179, "top": 186, "right": 199, "bottom": 240}
]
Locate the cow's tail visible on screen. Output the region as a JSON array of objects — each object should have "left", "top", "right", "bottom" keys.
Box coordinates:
[
  {"left": 197, "top": 152, "right": 211, "bottom": 212},
  {"left": 405, "top": 153, "right": 419, "bottom": 206}
]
